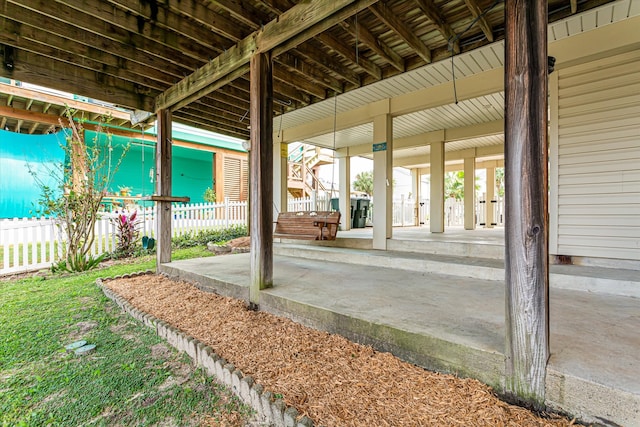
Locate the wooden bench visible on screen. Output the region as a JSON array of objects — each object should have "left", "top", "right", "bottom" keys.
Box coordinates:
[{"left": 274, "top": 211, "right": 341, "bottom": 241}]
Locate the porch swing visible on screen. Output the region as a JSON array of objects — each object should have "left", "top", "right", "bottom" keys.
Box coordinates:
[{"left": 273, "top": 95, "right": 341, "bottom": 241}]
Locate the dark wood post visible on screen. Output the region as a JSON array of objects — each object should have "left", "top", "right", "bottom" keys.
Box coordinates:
[
  {"left": 155, "top": 109, "right": 173, "bottom": 266},
  {"left": 249, "top": 52, "right": 274, "bottom": 305},
  {"left": 504, "top": 0, "right": 549, "bottom": 407}
]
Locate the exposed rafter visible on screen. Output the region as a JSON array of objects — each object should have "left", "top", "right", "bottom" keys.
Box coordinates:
[
  {"left": 570, "top": 0, "right": 578, "bottom": 13},
  {"left": 316, "top": 32, "right": 383, "bottom": 80},
  {"left": 414, "top": 0, "right": 460, "bottom": 53},
  {"left": 293, "top": 44, "right": 362, "bottom": 87},
  {"left": 369, "top": 2, "right": 432, "bottom": 64},
  {"left": 156, "top": 0, "right": 379, "bottom": 112},
  {"left": 463, "top": 0, "right": 495, "bottom": 43},
  {"left": 340, "top": 17, "right": 404, "bottom": 72},
  {"left": 0, "top": 0, "right": 618, "bottom": 138}
]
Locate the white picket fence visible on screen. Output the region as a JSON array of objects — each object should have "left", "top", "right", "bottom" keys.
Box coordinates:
[
  {"left": 287, "top": 194, "right": 331, "bottom": 212},
  {"left": 0, "top": 199, "right": 247, "bottom": 275},
  {"left": 395, "top": 196, "right": 505, "bottom": 227}
]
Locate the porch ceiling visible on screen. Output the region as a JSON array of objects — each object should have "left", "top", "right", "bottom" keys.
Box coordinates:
[{"left": 0, "top": 0, "right": 624, "bottom": 142}]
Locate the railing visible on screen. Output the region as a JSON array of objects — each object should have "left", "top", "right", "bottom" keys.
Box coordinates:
[
  {"left": 0, "top": 199, "right": 247, "bottom": 275},
  {"left": 287, "top": 194, "right": 331, "bottom": 212},
  {"left": 394, "top": 197, "right": 505, "bottom": 228},
  {"left": 392, "top": 196, "right": 417, "bottom": 226}
]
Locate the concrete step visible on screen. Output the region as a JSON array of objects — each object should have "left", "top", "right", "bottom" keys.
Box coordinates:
[
  {"left": 274, "top": 243, "right": 640, "bottom": 298},
  {"left": 280, "top": 236, "right": 506, "bottom": 259},
  {"left": 387, "top": 238, "right": 505, "bottom": 260}
]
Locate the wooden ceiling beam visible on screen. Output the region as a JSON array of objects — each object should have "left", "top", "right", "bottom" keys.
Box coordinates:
[
  {"left": 293, "top": 44, "right": 361, "bottom": 86},
  {"left": 208, "top": 1, "right": 264, "bottom": 29},
  {"left": 256, "top": 0, "right": 292, "bottom": 15},
  {"left": 172, "top": 113, "right": 249, "bottom": 140},
  {"left": 230, "top": 77, "right": 305, "bottom": 110},
  {"left": 340, "top": 17, "right": 404, "bottom": 72},
  {"left": 11, "top": 0, "right": 215, "bottom": 78},
  {"left": 316, "top": 32, "right": 382, "bottom": 80},
  {"left": 194, "top": 99, "right": 248, "bottom": 122},
  {"left": 55, "top": 0, "right": 229, "bottom": 65},
  {"left": 28, "top": 121, "right": 39, "bottom": 134},
  {"left": 463, "top": 0, "right": 495, "bottom": 42},
  {"left": 178, "top": 108, "right": 251, "bottom": 134},
  {"left": 198, "top": 96, "right": 250, "bottom": 118},
  {"left": 0, "top": 3, "right": 196, "bottom": 84},
  {"left": 155, "top": 0, "right": 379, "bottom": 112},
  {"left": 369, "top": 2, "right": 432, "bottom": 64},
  {"left": 570, "top": 0, "right": 578, "bottom": 13},
  {"left": 414, "top": 0, "right": 460, "bottom": 53},
  {"left": 14, "top": 119, "right": 22, "bottom": 133},
  {"left": 124, "top": 0, "right": 248, "bottom": 42},
  {"left": 274, "top": 53, "right": 344, "bottom": 94},
  {"left": 7, "top": 50, "right": 156, "bottom": 111},
  {"left": 0, "top": 105, "right": 62, "bottom": 126},
  {"left": 0, "top": 24, "right": 172, "bottom": 104},
  {"left": 0, "top": 117, "right": 6, "bottom": 129},
  {"left": 272, "top": 79, "right": 312, "bottom": 105},
  {"left": 273, "top": 67, "right": 326, "bottom": 100}
]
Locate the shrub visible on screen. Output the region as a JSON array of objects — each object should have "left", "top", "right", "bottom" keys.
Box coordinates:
[
  {"left": 203, "top": 187, "right": 217, "bottom": 203},
  {"left": 110, "top": 211, "right": 142, "bottom": 258},
  {"left": 172, "top": 225, "right": 248, "bottom": 248}
]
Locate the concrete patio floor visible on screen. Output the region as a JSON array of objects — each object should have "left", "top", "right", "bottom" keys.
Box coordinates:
[{"left": 159, "top": 227, "right": 639, "bottom": 426}]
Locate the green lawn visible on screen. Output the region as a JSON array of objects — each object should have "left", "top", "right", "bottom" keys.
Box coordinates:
[{"left": 0, "top": 247, "right": 253, "bottom": 426}]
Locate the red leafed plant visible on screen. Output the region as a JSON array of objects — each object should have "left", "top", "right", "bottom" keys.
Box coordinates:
[{"left": 111, "top": 210, "right": 141, "bottom": 258}]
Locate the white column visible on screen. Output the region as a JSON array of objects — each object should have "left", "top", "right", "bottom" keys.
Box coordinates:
[
  {"left": 429, "top": 141, "right": 445, "bottom": 233},
  {"left": 338, "top": 155, "right": 351, "bottom": 231},
  {"left": 411, "top": 168, "right": 420, "bottom": 226},
  {"left": 464, "top": 156, "right": 476, "bottom": 230},
  {"left": 486, "top": 167, "right": 496, "bottom": 228},
  {"left": 273, "top": 141, "right": 289, "bottom": 215},
  {"left": 372, "top": 114, "right": 393, "bottom": 250}
]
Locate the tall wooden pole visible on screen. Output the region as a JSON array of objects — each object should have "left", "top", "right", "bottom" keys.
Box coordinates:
[
  {"left": 156, "top": 109, "right": 173, "bottom": 266},
  {"left": 249, "top": 52, "right": 274, "bottom": 305},
  {"left": 504, "top": 0, "right": 549, "bottom": 407}
]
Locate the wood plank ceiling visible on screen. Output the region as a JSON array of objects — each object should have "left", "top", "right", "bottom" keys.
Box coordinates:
[{"left": 0, "top": 0, "right": 615, "bottom": 138}]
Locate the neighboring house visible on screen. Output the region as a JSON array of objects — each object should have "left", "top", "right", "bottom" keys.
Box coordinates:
[{"left": 0, "top": 82, "right": 248, "bottom": 218}]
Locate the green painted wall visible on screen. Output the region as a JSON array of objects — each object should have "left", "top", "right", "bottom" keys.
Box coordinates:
[
  {"left": 0, "top": 129, "right": 214, "bottom": 218},
  {"left": 88, "top": 131, "right": 213, "bottom": 205},
  {"left": 0, "top": 129, "right": 66, "bottom": 218}
]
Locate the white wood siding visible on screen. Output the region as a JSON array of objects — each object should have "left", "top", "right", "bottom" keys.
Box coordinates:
[{"left": 554, "top": 50, "right": 640, "bottom": 261}]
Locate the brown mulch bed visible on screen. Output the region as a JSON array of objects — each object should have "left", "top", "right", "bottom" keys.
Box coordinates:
[{"left": 104, "top": 274, "right": 576, "bottom": 427}]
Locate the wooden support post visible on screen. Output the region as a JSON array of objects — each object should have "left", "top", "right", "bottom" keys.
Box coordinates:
[
  {"left": 504, "top": 0, "right": 549, "bottom": 407},
  {"left": 155, "top": 109, "right": 173, "bottom": 266},
  {"left": 249, "top": 52, "right": 274, "bottom": 305}
]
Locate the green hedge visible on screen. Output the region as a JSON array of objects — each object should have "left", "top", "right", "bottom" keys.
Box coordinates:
[{"left": 171, "top": 225, "right": 248, "bottom": 248}]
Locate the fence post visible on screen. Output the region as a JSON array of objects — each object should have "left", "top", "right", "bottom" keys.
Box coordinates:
[{"left": 225, "top": 197, "right": 230, "bottom": 228}]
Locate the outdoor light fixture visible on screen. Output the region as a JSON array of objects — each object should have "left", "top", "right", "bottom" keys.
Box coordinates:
[{"left": 2, "top": 45, "right": 14, "bottom": 71}]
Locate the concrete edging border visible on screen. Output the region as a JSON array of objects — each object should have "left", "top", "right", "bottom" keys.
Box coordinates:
[{"left": 96, "top": 272, "right": 314, "bottom": 427}]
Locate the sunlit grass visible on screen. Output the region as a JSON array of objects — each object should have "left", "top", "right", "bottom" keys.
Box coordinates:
[{"left": 0, "top": 247, "right": 252, "bottom": 426}]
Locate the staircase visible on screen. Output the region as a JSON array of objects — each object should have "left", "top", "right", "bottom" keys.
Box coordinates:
[{"left": 287, "top": 143, "right": 334, "bottom": 198}]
